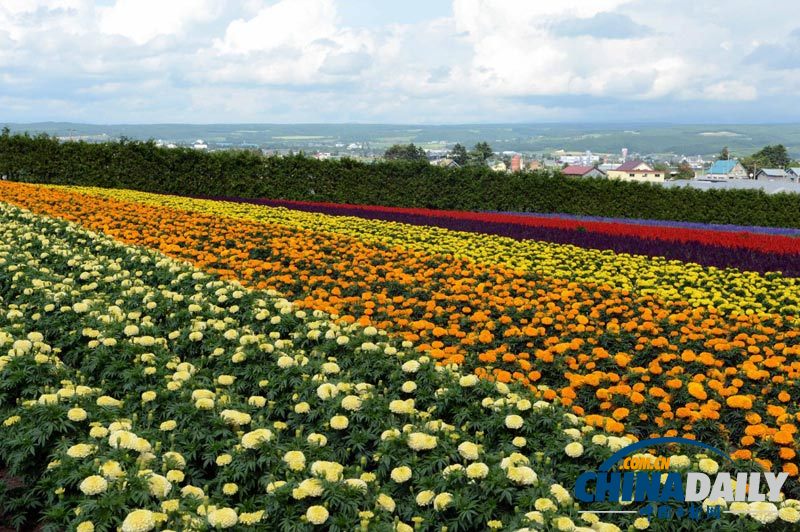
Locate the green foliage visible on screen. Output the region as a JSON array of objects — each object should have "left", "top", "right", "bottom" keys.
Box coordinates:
[
  {"left": 1, "top": 134, "right": 800, "bottom": 228},
  {"left": 449, "top": 143, "right": 468, "bottom": 166},
  {"left": 383, "top": 143, "right": 427, "bottom": 162}
]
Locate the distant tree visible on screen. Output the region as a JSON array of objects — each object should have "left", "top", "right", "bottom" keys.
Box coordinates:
[
  {"left": 384, "top": 143, "right": 427, "bottom": 162},
  {"left": 471, "top": 141, "right": 494, "bottom": 161},
  {"left": 1, "top": 126, "right": 9, "bottom": 138},
  {"left": 720, "top": 146, "right": 730, "bottom": 160},
  {"left": 676, "top": 161, "right": 694, "bottom": 179},
  {"left": 742, "top": 144, "right": 790, "bottom": 173},
  {"left": 653, "top": 162, "right": 669, "bottom": 172},
  {"left": 449, "top": 143, "right": 468, "bottom": 165}
]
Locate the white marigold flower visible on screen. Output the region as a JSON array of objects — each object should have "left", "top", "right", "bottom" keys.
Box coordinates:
[
  {"left": 433, "top": 492, "right": 453, "bottom": 511},
  {"left": 401, "top": 381, "right": 417, "bottom": 393},
  {"left": 147, "top": 474, "right": 172, "bottom": 498},
  {"left": 316, "top": 382, "right": 338, "bottom": 400},
  {"left": 407, "top": 432, "right": 437, "bottom": 451},
  {"left": 67, "top": 443, "right": 95, "bottom": 459},
  {"left": 321, "top": 362, "right": 340, "bottom": 374},
  {"left": 389, "top": 399, "right": 415, "bottom": 415},
  {"left": 123, "top": 325, "right": 140, "bottom": 337},
  {"left": 330, "top": 415, "right": 349, "bottom": 430},
  {"left": 207, "top": 507, "right": 238, "bottom": 529},
  {"left": 220, "top": 409, "right": 251, "bottom": 426},
  {"left": 311, "top": 461, "right": 344, "bottom": 481},
  {"left": 306, "top": 505, "right": 329, "bottom": 525},
  {"left": 67, "top": 408, "right": 88, "bottom": 422},
  {"left": 507, "top": 465, "right": 538, "bottom": 485},
  {"left": 341, "top": 395, "right": 363, "bottom": 411},
  {"left": 505, "top": 415, "right": 524, "bottom": 429},
  {"left": 79, "top": 475, "right": 108, "bottom": 496},
  {"left": 241, "top": 428, "right": 273, "bottom": 449},
  {"left": 401, "top": 360, "right": 420, "bottom": 373},
  {"left": 534, "top": 498, "right": 556, "bottom": 512},
  {"left": 458, "top": 441, "right": 480, "bottom": 460},
  {"left": 307, "top": 433, "right": 327, "bottom": 446},
  {"left": 283, "top": 451, "right": 306, "bottom": 471},
  {"left": 749, "top": 501, "right": 779, "bottom": 524},
  {"left": 416, "top": 490, "right": 435, "bottom": 506},
  {"left": 459, "top": 375, "right": 479, "bottom": 387},
  {"left": 390, "top": 466, "right": 412, "bottom": 483},
  {"left": 565, "top": 442, "right": 584, "bottom": 458},
  {"left": 466, "top": 462, "right": 489, "bottom": 479},
  {"left": 121, "top": 509, "right": 155, "bottom": 532},
  {"left": 779, "top": 506, "right": 800, "bottom": 523}
]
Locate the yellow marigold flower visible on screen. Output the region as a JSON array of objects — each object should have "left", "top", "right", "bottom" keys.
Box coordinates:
[
  {"left": 330, "top": 415, "right": 349, "bottom": 430},
  {"left": 181, "top": 485, "right": 205, "bottom": 499},
  {"left": 416, "top": 490, "right": 435, "bottom": 506},
  {"left": 194, "top": 398, "right": 214, "bottom": 410},
  {"left": 216, "top": 454, "right": 233, "bottom": 466},
  {"left": 458, "top": 441, "right": 480, "bottom": 460},
  {"left": 507, "top": 465, "right": 538, "bottom": 485},
  {"left": 3, "top": 416, "right": 22, "bottom": 427},
  {"left": 248, "top": 395, "right": 267, "bottom": 407},
  {"left": 389, "top": 399, "right": 415, "bottom": 414},
  {"left": 239, "top": 511, "right": 265, "bottom": 525},
  {"left": 147, "top": 474, "right": 172, "bottom": 498},
  {"left": 159, "top": 420, "right": 177, "bottom": 431},
  {"left": 294, "top": 401, "right": 310, "bottom": 414},
  {"left": 534, "top": 498, "right": 556, "bottom": 512},
  {"left": 505, "top": 415, "right": 524, "bottom": 429},
  {"left": 79, "top": 475, "right": 108, "bottom": 496},
  {"left": 377, "top": 493, "right": 396, "bottom": 512},
  {"left": 433, "top": 492, "right": 453, "bottom": 511},
  {"left": 266, "top": 481, "right": 286, "bottom": 493},
  {"left": 161, "top": 499, "right": 180, "bottom": 513},
  {"left": 407, "top": 432, "right": 437, "bottom": 451},
  {"left": 512, "top": 436, "right": 527, "bottom": 447},
  {"left": 241, "top": 428, "right": 273, "bottom": 449},
  {"left": 100, "top": 460, "right": 124, "bottom": 479},
  {"left": 341, "top": 395, "right": 362, "bottom": 411},
  {"left": 306, "top": 505, "right": 329, "bottom": 525},
  {"left": 76, "top": 521, "right": 94, "bottom": 532},
  {"left": 141, "top": 391, "right": 157, "bottom": 403},
  {"left": 207, "top": 507, "right": 238, "bottom": 528},
  {"left": 96, "top": 396, "right": 122, "bottom": 407},
  {"left": 779, "top": 506, "right": 800, "bottom": 523},
  {"left": 283, "top": 450, "right": 306, "bottom": 471},
  {"left": 67, "top": 443, "right": 95, "bottom": 459},
  {"left": 553, "top": 516, "right": 575, "bottom": 531},
  {"left": 222, "top": 483, "right": 238, "bottom": 496},
  {"left": 459, "top": 375, "right": 479, "bottom": 387},
  {"left": 165, "top": 470, "right": 184, "bottom": 483},
  {"left": 307, "top": 433, "right": 327, "bottom": 446},
  {"left": 466, "top": 462, "right": 489, "bottom": 479},
  {"left": 699, "top": 458, "right": 719, "bottom": 475},
  {"left": 565, "top": 442, "right": 584, "bottom": 458},
  {"left": 390, "top": 466, "right": 412, "bottom": 483},
  {"left": 220, "top": 409, "right": 251, "bottom": 426},
  {"left": 89, "top": 426, "right": 109, "bottom": 438},
  {"left": 68, "top": 408, "right": 88, "bottom": 422},
  {"left": 487, "top": 520, "right": 503, "bottom": 529},
  {"left": 217, "top": 375, "right": 235, "bottom": 386}
]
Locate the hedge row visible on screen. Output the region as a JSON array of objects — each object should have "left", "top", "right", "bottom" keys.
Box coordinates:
[{"left": 2, "top": 132, "right": 799, "bottom": 228}]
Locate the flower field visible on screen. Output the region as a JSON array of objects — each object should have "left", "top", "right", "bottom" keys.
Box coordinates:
[{"left": 1, "top": 181, "right": 800, "bottom": 530}]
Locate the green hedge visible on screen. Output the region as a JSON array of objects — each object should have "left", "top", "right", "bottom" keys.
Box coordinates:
[{"left": 2, "top": 132, "right": 799, "bottom": 228}]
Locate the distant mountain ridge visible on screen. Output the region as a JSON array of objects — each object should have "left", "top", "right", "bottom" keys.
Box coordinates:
[{"left": 4, "top": 121, "right": 800, "bottom": 157}]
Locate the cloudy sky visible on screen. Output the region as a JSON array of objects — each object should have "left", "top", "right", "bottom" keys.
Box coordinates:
[{"left": 2, "top": 0, "right": 800, "bottom": 124}]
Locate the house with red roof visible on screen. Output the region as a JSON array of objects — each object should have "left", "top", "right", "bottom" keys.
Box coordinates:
[{"left": 561, "top": 165, "right": 606, "bottom": 178}]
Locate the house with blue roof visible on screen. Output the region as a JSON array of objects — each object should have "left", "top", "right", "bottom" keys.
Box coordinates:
[{"left": 702, "top": 159, "right": 748, "bottom": 180}]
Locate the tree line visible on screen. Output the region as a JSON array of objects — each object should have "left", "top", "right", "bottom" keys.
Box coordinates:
[{"left": 1, "top": 129, "right": 799, "bottom": 228}]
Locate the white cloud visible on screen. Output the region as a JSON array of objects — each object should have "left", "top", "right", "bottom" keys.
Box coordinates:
[
  {"left": 0, "top": 0, "right": 799, "bottom": 123},
  {"left": 98, "top": 0, "right": 221, "bottom": 45}
]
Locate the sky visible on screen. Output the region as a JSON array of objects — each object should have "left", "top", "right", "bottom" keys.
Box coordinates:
[{"left": 2, "top": 0, "right": 800, "bottom": 124}]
